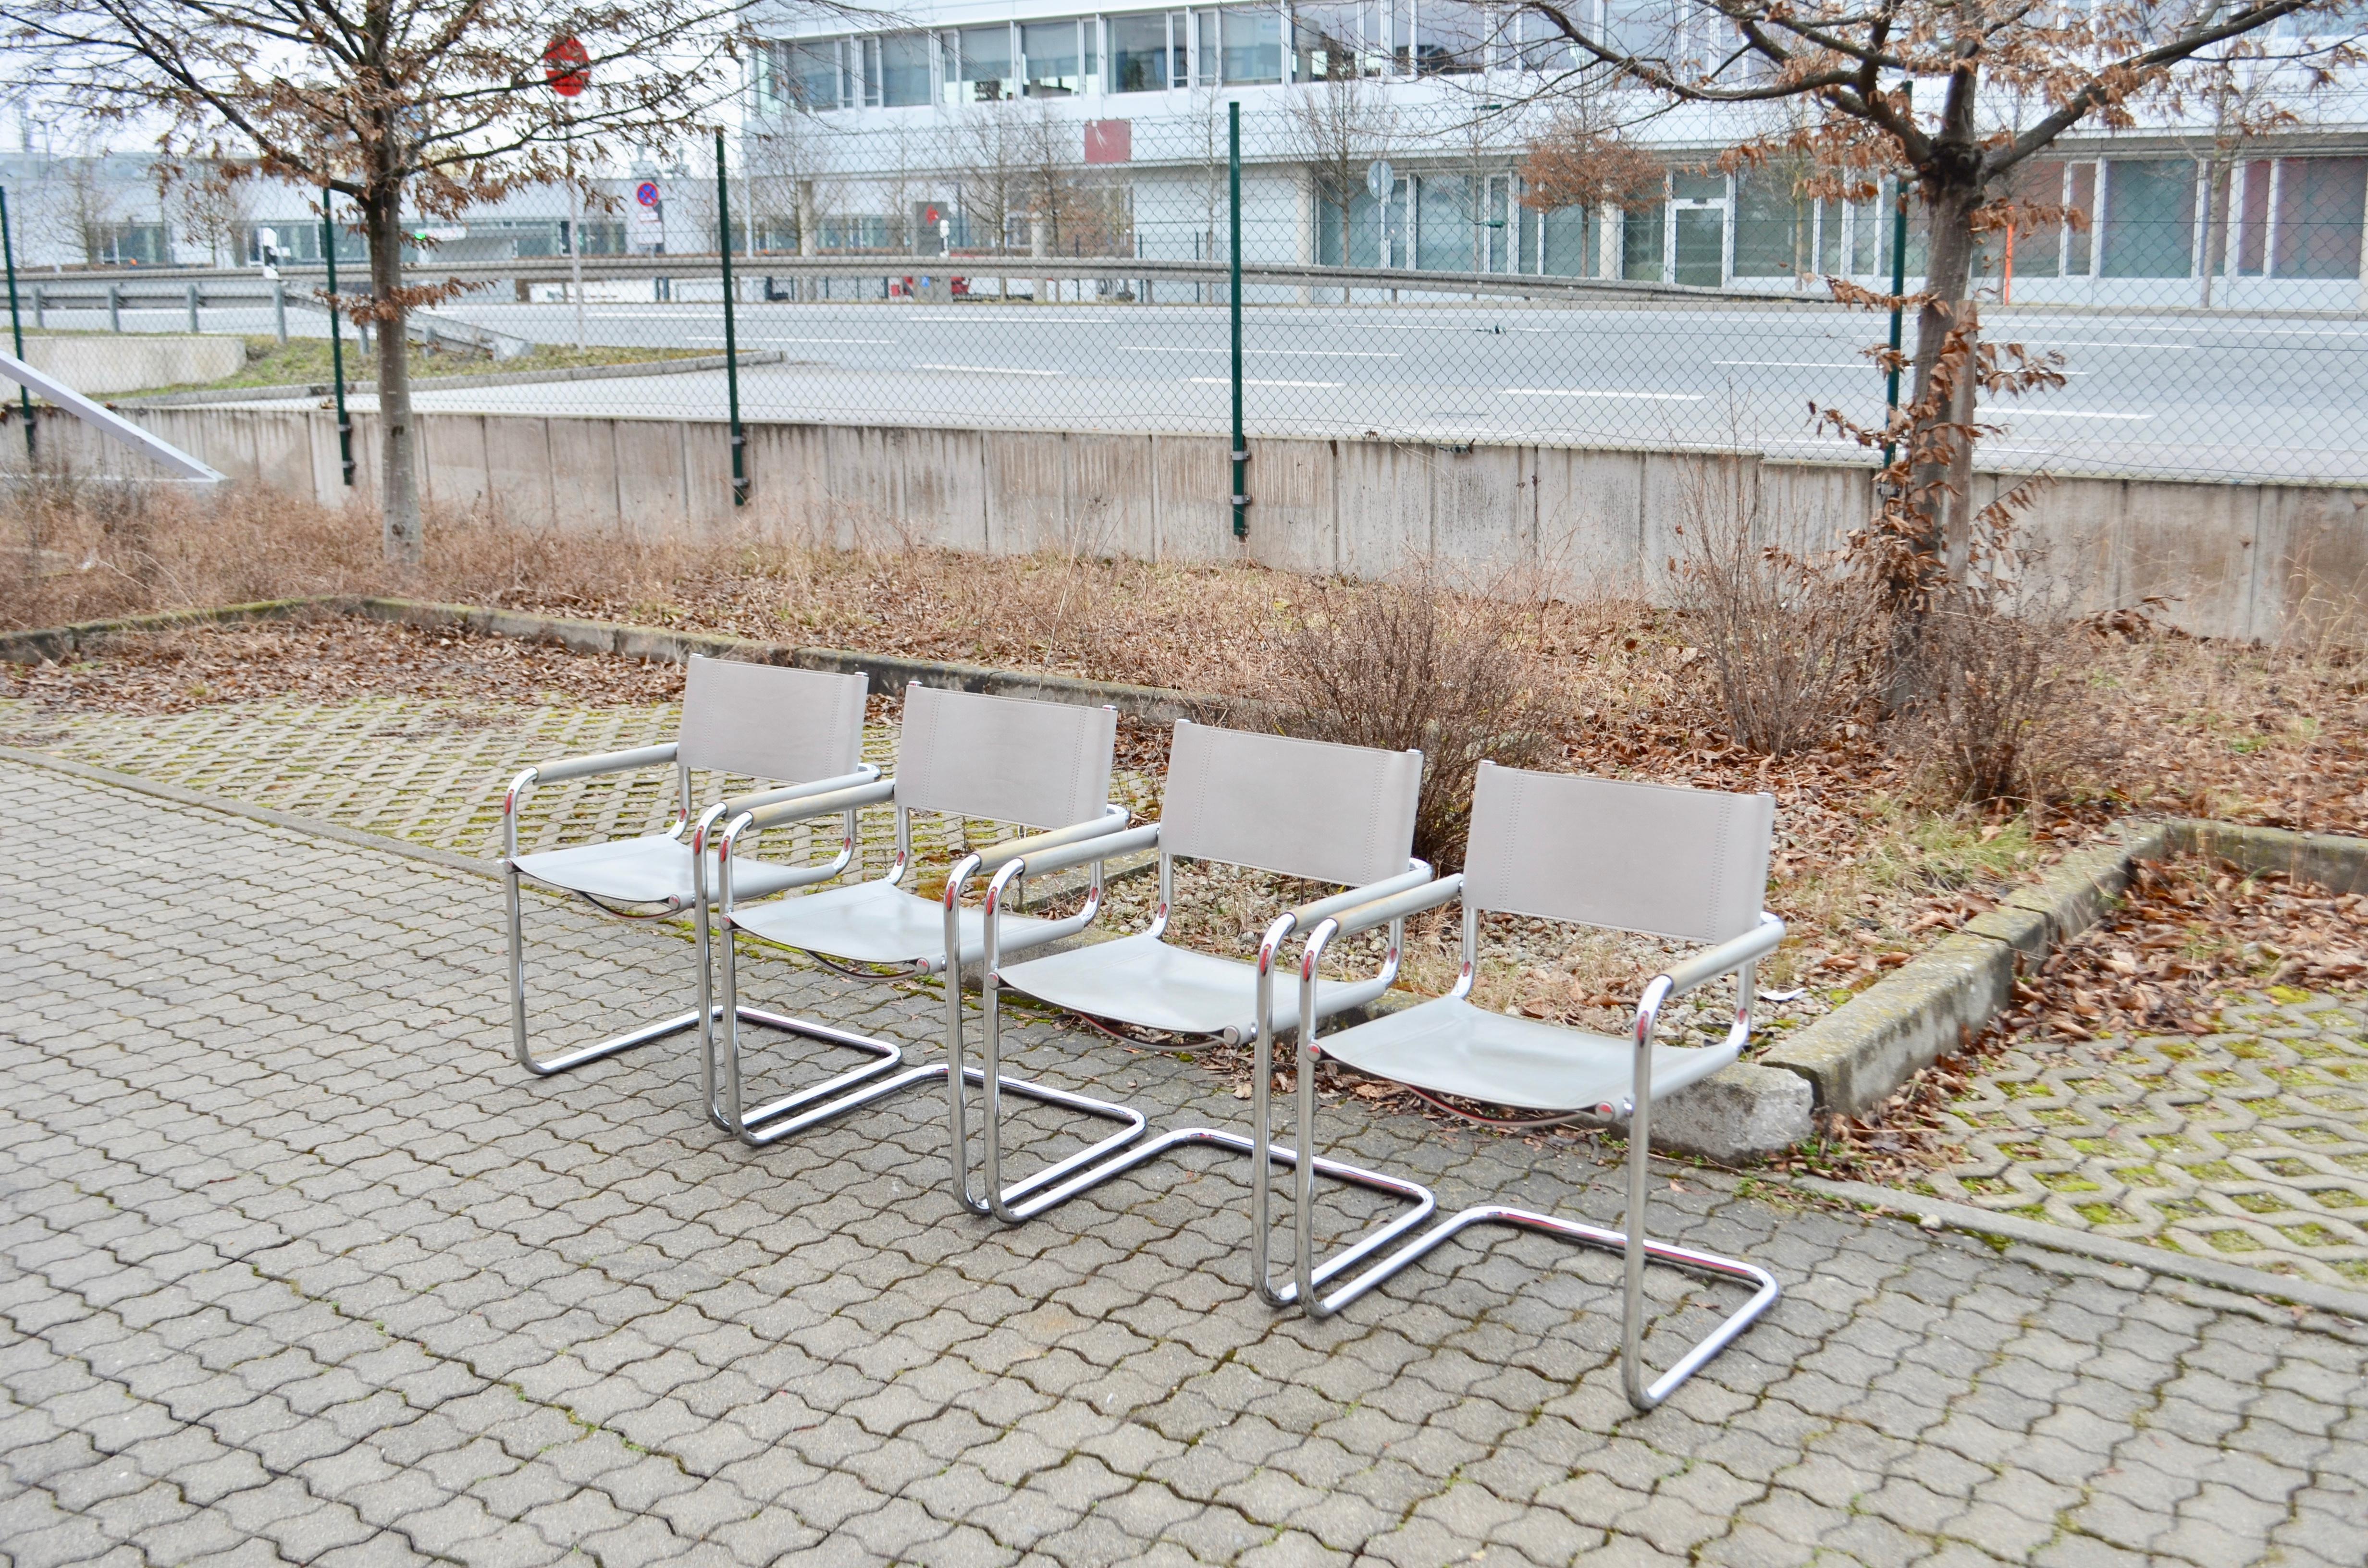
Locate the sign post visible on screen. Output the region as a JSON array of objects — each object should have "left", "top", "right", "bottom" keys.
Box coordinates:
[
  {"left": 544, "top": 37, "right": 590, "bottom": 350},
  {"left": 1229, "top": 100, "right": 1246, "bottom": 542},
  {"left": 715, "top": 130, "right": 747, "bottom": 507}
]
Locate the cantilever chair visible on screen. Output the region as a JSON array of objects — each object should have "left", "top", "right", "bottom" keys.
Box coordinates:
[
  {"left": 707, "top": 682, "right": 1141, "bottom": 1175},
  {"left": 1277, "top": 761, "right": 1785, "bottom": 1411},
  {"left": 945, "top": 721, "right": 1439, "bottom": 1298},
  {"left": 502, "top": 655, "right": 874, "bottom": 1080}
]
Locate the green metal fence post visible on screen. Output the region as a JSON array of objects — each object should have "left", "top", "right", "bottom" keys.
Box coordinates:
[
  {"left": 1229, "top": 100, "right": 1246, "bottom": 541},
  {"left": 322, "top": 195, "right": 355, "bottom": 487},
  {"left": 1, "top": 188, "right": 35, "bottom": 460},
  {"left": 1881, "top": 84, "right": 1911, "bottom": 473},
  {"left": 1881, "top": 181, "right": 1908, "bottom": 471},
  {"left": 716, "top": 129, "right": 748, "bottom": 507}
]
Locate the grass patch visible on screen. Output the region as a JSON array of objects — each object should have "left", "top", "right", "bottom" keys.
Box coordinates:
[{"left": 120, "top": 333, "right": 707, "bottom": 397}]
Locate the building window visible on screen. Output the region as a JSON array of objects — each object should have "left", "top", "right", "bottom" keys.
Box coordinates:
[
  {"left": 1511, "top": 8, "right": 1576, "bottom": 72},
  {"left": 2100, "top": 158, "right": 2196, "bottom": 278},
  {"left": 1221, "top": 6, "right": 1283, "bottom": 83},
  {"left": 1533, "top": 203, "right": 1603, "bottom": 276},
  {"left": 783, "top": 40, "right": 843, "bottom": 110},
  {"left": 1731, "top": 169, "right": 1811, "bottom": 278},
  {"left": 1109, "top": 12, "right": 1172, "bottom": 90},
  {"left": 947, "top": 24, "right": 1015, "bottom": 103},
  {"left": 1622, "top": 196, "right": 1665, "bottom": 280},
  {"left": 92, "top": 222, "right": 169, "bottom": 265},
  {"left": 1318, "top": 177, "right": 1405, "bottom": 264},
  {"left": 2268, "top": 157, "right": 2366, "bottom": 279},
  {"left": 1294, "top": 0, "right": 1386, "bottom": 78},
  {"left": 1023, "top": 20, "right": 1082, "bottom": 96},
  {"left": 1418, "top": 0, "right": 1491, "bottom": 74},
  {"left": 876, "top": 33, "right": 930, "bottom": 106}
]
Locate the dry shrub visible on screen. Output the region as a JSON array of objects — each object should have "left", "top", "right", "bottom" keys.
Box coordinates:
[
  {"left": 1274, "top": 560, "right": 1563, "bottom": 871},
  {"left": 1667, "top": 455, "right": 1885, "bottom": 755},
  {"left": 0, "top": 475, "right": 751, "bottom": 632},
  {"left": 1894, "top": 580, "right": 2118, "bottom": 807}
]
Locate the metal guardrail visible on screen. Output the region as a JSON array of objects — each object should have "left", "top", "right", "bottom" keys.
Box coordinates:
[{"left": 25, "top": 256, "right": 1734, "bottom": 306}]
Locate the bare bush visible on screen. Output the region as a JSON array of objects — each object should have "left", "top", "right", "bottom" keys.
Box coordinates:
[
  {"left": 1895, "top": 579, "right": 2117, "bottom": 807},
  {"left": 1668, "top": 456, "right": 1886, "bottom": 755},
  {"left": 1274, "top": 562, "right": 1563, "bottom": 872}
]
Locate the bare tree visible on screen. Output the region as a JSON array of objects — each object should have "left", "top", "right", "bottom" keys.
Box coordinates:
[
  {"left": 160, "top": 157, "right": 252, "bottom": 266},
  {"left": 746, "top": 112, "right": 839, "bottom": 279},
  {"left": 1283, "top": 68, "right": 1396, "bottom": 295},
  {"left": 1512, "top": 0, "right": 2362, "bottom": 603},
  {"left": 7, "top": 0, "right": 811, "bottom": 562},
  {"left": 945, "top": 103, "right": 1028, "bottom": 293},
  {"left": 43, "top": 146, "right": 126, "bottom": 263}
]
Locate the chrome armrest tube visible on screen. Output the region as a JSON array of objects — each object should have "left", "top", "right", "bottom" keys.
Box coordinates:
[
  {"left": 718, "top": 765, "right": 882, "bottom": 820},
  {"left": 502, "top": 743, "right": 683, "bottom": 863}
]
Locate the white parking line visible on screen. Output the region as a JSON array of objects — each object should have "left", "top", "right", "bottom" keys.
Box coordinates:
[
  {"left": 2011, "top": 409, "right": 2154, "bottom": 420},
  {"left": 1185, "top": 376, "right": 1346, "bottom": 388},
  {"left": 1127, "top": 345, "right": 1402, "bottom": 358},
  {"left": 1502, "top": 387, "right": 1706, "bottom": 401},
  {"left": 915, "top": 362, "right": 1063, "bottom": 377},
  {"left": 686, "top": 335, "right": 893, "bottom": 345}
]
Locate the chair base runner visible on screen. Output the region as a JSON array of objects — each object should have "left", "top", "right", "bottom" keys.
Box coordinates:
[
  {"left": 725, "top": 1011, "right": 1149, "bottom": 1191},
  {"left": 970, "top": 1121, "right": 1438, "bottom": 1303},
  {"left": 1306, "top": 1204, "right": 1780, "bottom": 1408},
  {"left": 518, "top": 1002, "right": 795, "bottom": 1079}
]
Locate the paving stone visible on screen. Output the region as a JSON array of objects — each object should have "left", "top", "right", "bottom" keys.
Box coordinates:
[{"left": 0, "top": 756, "right": 2363, "bottom": 1568}]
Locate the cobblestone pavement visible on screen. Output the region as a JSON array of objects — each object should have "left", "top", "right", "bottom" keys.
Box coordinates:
[
  {"left": 0, "top": 694, "right": 1162, "bottom": 871},
  {"left": 1915, "top": 995, "right": 2368, "bottom": 1290},
  {"left": 7, "top": 757, "right": 2368, "bottom": 1568}
]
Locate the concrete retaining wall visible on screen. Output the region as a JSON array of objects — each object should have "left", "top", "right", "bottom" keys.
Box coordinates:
[
  {"left": 15, "top": 400, "right": 2368, "bottom": 641},
  {"left": 22, "top": 334, "right": 247, "bottom": 395}
]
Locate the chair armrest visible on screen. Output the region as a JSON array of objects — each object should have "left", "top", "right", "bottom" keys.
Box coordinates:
[
  {"left": 740, "top": 777, "right": 897, "bottom": 832},
  {"left": 719, "top": 765, "right": 881, "bottom": 819},
  {"left": 970, "top": 805, "right": 1132, "bottom": 876},
  {"left": 1016, "top": 821, "right": 1162, "bottom": 880},
  {"left": 1658, "top": 913, "right": 1785, "bottom": 1000},
  {"left": 1327, "top": 873, "right": 1467, "bottom": 940},
  {"left": 1290, "top": 861, "right": 1433, "bottom": 931},
  {"left": 527, "top": 742, "right": 679, "bottom": 786}
]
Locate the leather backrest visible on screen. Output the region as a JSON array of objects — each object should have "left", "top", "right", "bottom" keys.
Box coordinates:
[
  {"left": 1462, "top": 761, "right": 1774, "bottom": 943},
  {"left": 677, "top": 656, "right": 868, "bottom": 784},
  {"left": 1159, "top": 720, "right": 1422, "bottom": 887},
  {"left": 894, "top": 682, "right": 1117, "bottom": 828}
]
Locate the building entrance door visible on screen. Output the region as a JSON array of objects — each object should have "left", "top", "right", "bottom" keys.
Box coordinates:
[{"left": 1671, "top": 174, "right": 1727, "bottom": 287}]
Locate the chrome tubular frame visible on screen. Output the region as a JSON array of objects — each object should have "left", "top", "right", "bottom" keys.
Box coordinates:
[
  {"left": 505, "top": 748, "right": 702, "bottom": 1078},
  {"left": 947, "top": 837, "right": 1438, "bottom": 1304},
  {"left": 503, "top": 752, "right": 884, "bottom": 1081},
  {"left": 1287, "top": 894, "right": 1785, "bottom": 1413},
  {"left": 712, "top": 793, "right": 1141, "bottom": 1155},
  {"left": 944, "top": 851, "right": 1149, "bottom": 1218}
]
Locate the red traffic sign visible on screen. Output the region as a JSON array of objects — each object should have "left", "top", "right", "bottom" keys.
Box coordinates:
[
  {"left": 543, "top": 37, "right": 590, "bottom": 97},
  {"left": 635, "top": 181, "right": 661, "bottom": 208}
]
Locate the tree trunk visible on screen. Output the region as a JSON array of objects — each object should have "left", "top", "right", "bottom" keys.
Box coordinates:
[
  {"left": 363, "top": 184, "right": 422, "bottom": 566},
  {"left": 1903, "top": 176, "right": 1984, "bottom": 594}
]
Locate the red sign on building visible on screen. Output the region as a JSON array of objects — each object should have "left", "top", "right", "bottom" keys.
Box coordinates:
[{"left": 1084, "top": 120, "right": 1132, "bottom": 166}]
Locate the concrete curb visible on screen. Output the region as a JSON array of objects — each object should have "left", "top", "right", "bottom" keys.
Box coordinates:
[
  {"left": 118, "top": 349, "right": 788, "bottom": 408},
  {"left": 1, "top": 594, "right": 1257, "bottom": 726},
  {"left": 1761, "top": 824, "right": 2168, "bottom": 1117},
  {"left": 1758, "top": 817, "right": 2368, "bottom": 1122},
  {"left": 1792, "top": 1175, "right": 2368, "bottom": 1323}
]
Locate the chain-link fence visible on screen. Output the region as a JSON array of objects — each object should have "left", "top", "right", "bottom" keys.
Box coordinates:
[{"left": 6, "top": 121, "right": 2365, "bottom": 491}]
